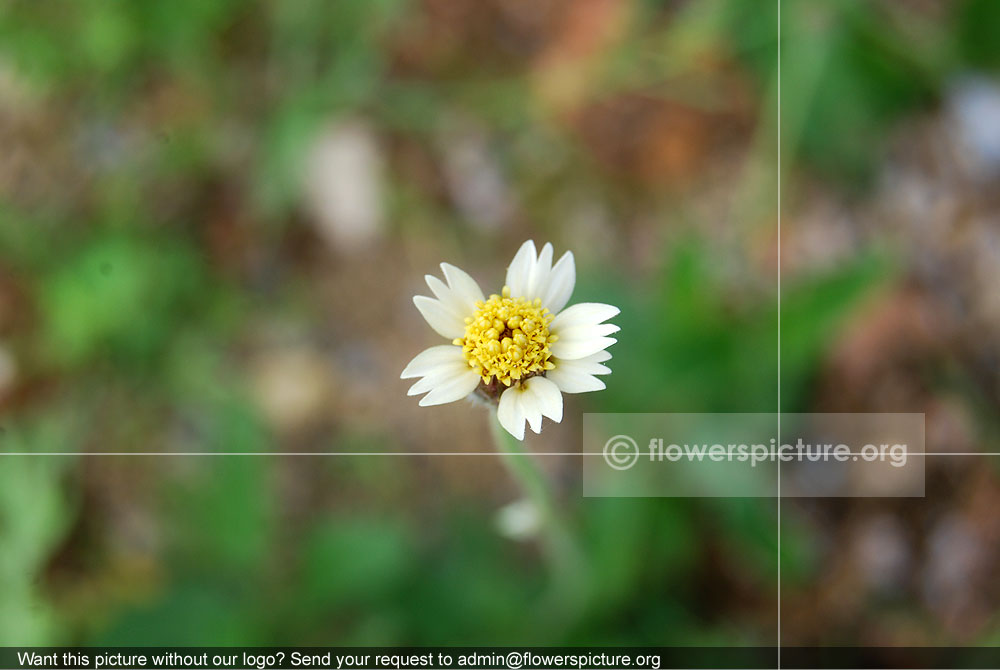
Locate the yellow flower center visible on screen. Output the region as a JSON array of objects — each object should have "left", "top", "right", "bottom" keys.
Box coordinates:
[{"left": 454, "top": 286, "right": 558, "bottom": 386}]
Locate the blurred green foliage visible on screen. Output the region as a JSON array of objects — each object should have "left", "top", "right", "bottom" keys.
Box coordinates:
[
  {"left": 723, "top": 0, "right": 995, "bottom": 183},
  {"left": 0, "top": 414, "right": 79, "bottom": 644},
  {"left": 958, "top": 0, "right": 1000, "bottom": 70},
  {"left": 593, "top": 240, "right": 886, "bottom": 414},
  {"left": 39, "top": 232, "right": 204, "bottom": 367}
]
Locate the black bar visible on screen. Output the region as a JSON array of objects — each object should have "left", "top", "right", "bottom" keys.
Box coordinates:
[{"left": 5, "top": 647, "right": 1000, "bottom": 670}]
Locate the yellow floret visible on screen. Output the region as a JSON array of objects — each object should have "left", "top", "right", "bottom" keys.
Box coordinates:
[{"left": 455, "top": 286, "right": 556, "bottom": 386}]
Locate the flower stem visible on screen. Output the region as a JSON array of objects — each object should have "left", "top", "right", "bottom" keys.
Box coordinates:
[{"left": 488, "top": 413, "right": 588, "bottom": 623}]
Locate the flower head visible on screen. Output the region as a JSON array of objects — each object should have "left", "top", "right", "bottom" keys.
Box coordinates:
[{"left": 401, "top": 241, "right": 619, "bottom": 439}]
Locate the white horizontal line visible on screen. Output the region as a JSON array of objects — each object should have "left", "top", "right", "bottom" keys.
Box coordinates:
[
  {"left": 0, "top": 452, "right": 561, "bottom": 456},
  {"left": 0, "top": 452, "right": 998, "bottom": 457}
]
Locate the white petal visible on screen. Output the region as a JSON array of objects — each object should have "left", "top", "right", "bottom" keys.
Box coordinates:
[
  {"left": 550, "top": 302, "right": 620, "bottom": 331},
  {"left": 548, "top": 302, "right": 619, "bottom": 359},
  {"left": 548, "top": 354, "right": 611, "bottom": 393},
  {"left": 418, "top": 368, "right": 480, "bottom": 406},
  {"left": 402, "top": 346, "right": 478, "bottom": 404},
  {"left": 589, "top": 349, "right": 612, "bottom": 363},
  {"left": 440, "top": 263, "right": 485, "bottom": 308},
  {"left": 413, "top": 295, "right": 466, "bottom": 339},
  {"left": 556, "top": 323, "right": 621, "bottom": 341},
  {"left": 525, "top": 376, "right": 563, "bottom": 423},
  {"left": 545, "top": 351, "right": 611, "bottom": 393},
  {"left": 539, "top": 251, "right": 575, "bottom": 314},
  {"left": 422, "top": 263, "right": 483, "bottom": 321},
  {"left": 550, "top": 336, "right": 617, "bottom": 360},
  {"left": 407, "top": 377, "right": 436, "bottom": 396},
  {"left": 424, "top": 275, "right": 467, "bottom": 316},
  {"left": 401, "top": 345, "right": 467, "bottom": 379},
  {"left": 505, "top": 240, "right": 536, "bottom": 297},
  {"left": 525, "top": 242, "right": 553, "bottom": 302},
  {"left": 498, "top": 386, "right": 526, "bottom": 440},
  {"left": 407, "top": 360, "right": 469, "bottom": 396},
  {"left": 584, "top": 362, "right": 611, "bottom": 375},
  {"left": 498, "top": 378, "right": 563, "bottom": 437},
  {"left": 548, "top": 369, "right": 606, "bottom": 393},
  {"left": 521, "top": 389, "right": 543, "bottom": 434},
  {"left": 552, "top": 351, "right": 612, "bottom": 376}
]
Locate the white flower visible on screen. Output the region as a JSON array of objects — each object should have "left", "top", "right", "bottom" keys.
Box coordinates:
[{"left": 401, "top": 240, "right": 619, "bottom": 440}]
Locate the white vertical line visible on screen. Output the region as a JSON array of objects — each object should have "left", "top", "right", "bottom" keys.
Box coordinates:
[
  {"left": 776, "top": 0, "right": 783, "bottom": 664},
  {"left": 776, "top": 0, "right": 783, "bottom": 667}
]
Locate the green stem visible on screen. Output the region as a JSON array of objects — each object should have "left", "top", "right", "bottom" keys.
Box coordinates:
[{"left": 488, "top": 413, "right": 588, "bottom": 623}]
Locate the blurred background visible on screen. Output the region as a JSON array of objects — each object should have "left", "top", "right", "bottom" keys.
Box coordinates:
[{"left": 1, "top": 0, "right": 999, "bottom": 649}]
